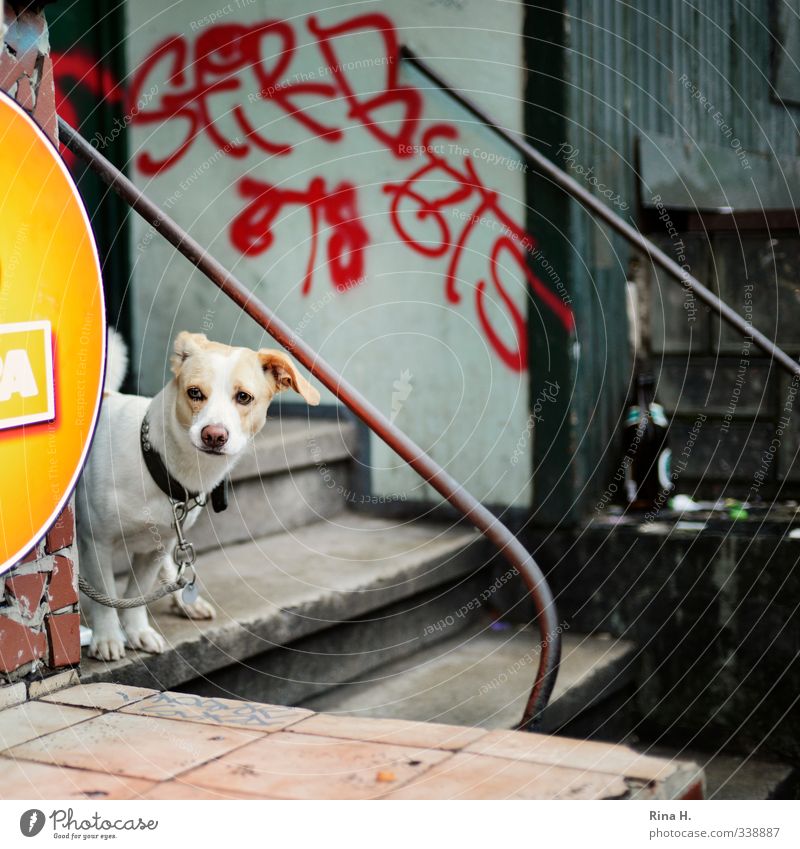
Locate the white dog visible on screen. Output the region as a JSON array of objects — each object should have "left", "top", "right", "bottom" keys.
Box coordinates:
[{"left": 77, "top": 330, "right": 320, "bottom": 661}]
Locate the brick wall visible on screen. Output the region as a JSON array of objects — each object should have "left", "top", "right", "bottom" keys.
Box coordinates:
[{"left": 0, "top": 0, "right": 80, "bottom": 707}]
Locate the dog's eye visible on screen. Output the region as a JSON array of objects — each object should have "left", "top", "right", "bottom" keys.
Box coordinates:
[
  {"left": 187, "top": 387, "right": 205, "bottom": 401},
  {"left": 236, "top": 391, "right": 253, "bottom": 406}
]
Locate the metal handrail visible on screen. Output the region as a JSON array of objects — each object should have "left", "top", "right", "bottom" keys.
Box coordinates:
[
  {"left": 401, "top": 46, "right": 800, "bottom": 381},
  {"left": 58, "top": 115, "right": 561, "bottom": 731}
]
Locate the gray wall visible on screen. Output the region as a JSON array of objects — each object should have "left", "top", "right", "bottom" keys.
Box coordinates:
[{"left": 529, "top": 0, "right": 800, "bottom": 520}]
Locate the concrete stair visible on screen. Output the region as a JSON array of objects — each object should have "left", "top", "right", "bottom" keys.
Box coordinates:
[
  {"left": 302, "top": 622, "right": 636, "bottom": 732},
  {"left": 83, "top": 512, "right": 489, "bottom": 690},
  {"left": 636, "top": 745, "right": 796, "bottom": 800},
  {"left": 85, "top": 415, "right": 635, "bottom": 734}
]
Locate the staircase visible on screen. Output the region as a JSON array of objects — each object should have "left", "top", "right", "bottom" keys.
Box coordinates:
[{"left": 81, "top": 415, "right": 634, "bottom": 733}]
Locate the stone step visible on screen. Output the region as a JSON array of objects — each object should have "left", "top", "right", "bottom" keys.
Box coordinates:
[
  {"left": 229, "top": 416, "right": 359, "bottom": 484},
  {"left": 192, "top": 417, "right": 360, "bottom": 553},
  {"left": 635, "top": 744, "right": 796, "bottom": 800},
  {"left": 174, "top": 577, "right": 489, "bottom": 707},
  {"left": 302, "top": 624, "right": 636, "bottom": 732},
  {"left": 82, "top": 513, "right": 488, "bottom": 691}
]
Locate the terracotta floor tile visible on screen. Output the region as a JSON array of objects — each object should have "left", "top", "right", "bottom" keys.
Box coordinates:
[
  {"left": 383, "top": 752, "right": 629, "bottom": 800},
  {"left": 139, "top": 779, "right": 276, "bottom": 800},
  {"left": 41, "top": 683, "right": 157, "bottom": 711},
  {"left": 291, "top": 713, "right": 486, "bottom": 751},
  {"left": 7, "top": 711, "right": 262, "bottom": 782},
  {"left": 464, "top": 730, "right": 683, "bottom": 781},
  {"left": 182, "top": 731, "right": 451, "bottom": 799},
  {"left": 119, "top": 691, "right": 311, "bottom": 732},
  {"left": 0, "top": 701, "right": 99, "bottom": 751},
  {"left": 0, "top": 756, "right": 154, "bottom": 800}
]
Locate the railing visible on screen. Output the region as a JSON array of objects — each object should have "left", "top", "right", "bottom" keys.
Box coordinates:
[
  {"left": 58, "top": 116, "right": 560, "bottom": 731},
  {"left": 400, "top": 47, "right": 800, "bottom": 381}
]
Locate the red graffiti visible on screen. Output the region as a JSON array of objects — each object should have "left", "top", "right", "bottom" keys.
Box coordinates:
[
  {"left": 384, "top": 125, "right": 574, "bottom": 371},
  {"left": 231, "top": 176, "right": 369, "bottom": 296},
  {"left": 52, "top": 51, "right": 121, "bottom": 168},
  {"left": 129, "top": 13, "right": 418, "bottom": 175},
  {"left": 129, "top": 10, "right": 573, "bottom": 371},
  {"left": 307, "top": 14, "right": 420, "bottom": 157},
  {"left": 128, "top": 23, "right": 343, "bottom": 175}
]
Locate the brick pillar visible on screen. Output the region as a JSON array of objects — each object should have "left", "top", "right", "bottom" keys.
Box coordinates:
[{"left": 0, "top": 0, "right": 80, "bottom": 707}]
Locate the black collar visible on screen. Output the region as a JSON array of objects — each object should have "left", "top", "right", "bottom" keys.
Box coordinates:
[{"left": 141, "top": 414, "right": 228, "bottom": 512}]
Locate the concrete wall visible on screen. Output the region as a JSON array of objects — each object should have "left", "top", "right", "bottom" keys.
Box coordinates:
[
  {"left": 527, "top": 0, "right": 800, "bottom": 519},
  {"left": 123, "top": 0, "right": 570, "bottom": 507}
]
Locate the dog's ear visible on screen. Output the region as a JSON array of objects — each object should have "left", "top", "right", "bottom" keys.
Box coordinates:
[
  {"left": 171, "top": 332, "right": 207, "bottom": 376},
  {"left": 258, "top": 349, "right": 320, "bottom": 405}
]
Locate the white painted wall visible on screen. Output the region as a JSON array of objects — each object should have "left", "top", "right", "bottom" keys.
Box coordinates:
[{"left": 125, "top": 0, "right": 535, "bottom": 506}]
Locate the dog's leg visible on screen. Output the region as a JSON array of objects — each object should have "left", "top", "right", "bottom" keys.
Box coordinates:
[
  {"left": 119, "top": 552, "right": 167, "bottom": 654},
  {"left": 161, "top": 558, "right": 216, "bottom": 620},
  {"left": 80, "top": 537, "right": 127, "bottom": 661}
]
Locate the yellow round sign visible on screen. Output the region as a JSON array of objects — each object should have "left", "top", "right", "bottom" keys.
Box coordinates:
[{"left": 0, "top": 92, "right": 105, "bottom": 573}]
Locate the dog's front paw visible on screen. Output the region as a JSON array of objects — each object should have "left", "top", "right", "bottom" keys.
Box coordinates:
[
  {"left": 125, "top": 626, "right": 166, "bottom": 654},
  {"left": 88, "top": 632, "right": 127, "bottom": 662},
  {"left": 170, "top": 593, "right": 216, "bottom": 620}
]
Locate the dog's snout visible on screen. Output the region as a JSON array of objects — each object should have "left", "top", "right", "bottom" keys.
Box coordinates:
[{"left": 201, "top": 425, "right": 228, "bottom": 450}]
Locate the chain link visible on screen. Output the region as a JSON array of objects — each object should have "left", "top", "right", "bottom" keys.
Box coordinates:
[
  {"left": 81, "top": 497, "right": 205, "bottom": 610},
  {"left": 170, "top": 497, "right": 205, "bottom": 601}
]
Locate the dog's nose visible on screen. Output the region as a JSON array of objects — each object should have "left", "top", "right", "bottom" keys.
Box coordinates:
[{"left": 201, "top": 425, "right": 228, "bottom": 450}]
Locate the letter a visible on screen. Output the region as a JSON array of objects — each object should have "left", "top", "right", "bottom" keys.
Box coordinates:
[{"left": 0, "top": 349, "right": 39, "bottom": 401}]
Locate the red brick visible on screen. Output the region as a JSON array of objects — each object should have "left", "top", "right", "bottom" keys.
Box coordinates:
[
  {"left": 47, "top": 556, "right": 78, "bottom": 611},
  {"left": 4, "top": 573, "right": 47, "bottom": 618},
  {"left": 15, "top": 74, "right": 34, "bottom": 109},
  {"left": 0, "top": 6, "right": 58, "bottom": 141},
  {"left": 0, "top": 616, "right": 47, "bottom": 673},
  {"left": 44, "top": 613, "right": 80, "bottom": 668},
  {"left": 45, "top": 506, "right": 74, "bottom": 554}
]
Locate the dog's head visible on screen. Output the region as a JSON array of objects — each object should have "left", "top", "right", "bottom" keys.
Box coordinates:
[{"left": 170, "top": 332, "right": 320, "bottom": 456}]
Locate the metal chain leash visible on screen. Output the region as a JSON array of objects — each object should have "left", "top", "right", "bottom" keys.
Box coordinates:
[
  {"left": 78, "top": 497, "right": 203, "bottom": 610},
  {"left": 78, "top": 569, "right": 193, "bottom": 610}
]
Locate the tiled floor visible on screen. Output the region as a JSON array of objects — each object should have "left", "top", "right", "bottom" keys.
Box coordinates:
[{"left": 0, "top": 684, "right": 703, "bottom": 800}]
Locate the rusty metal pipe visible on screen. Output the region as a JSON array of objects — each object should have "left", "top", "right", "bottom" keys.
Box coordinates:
[
  {"left": 58, "top": 115, "right": 559, "bottom": 730},
  {"left": 400, "top": 46, "right": 800, "bottom": 380}
]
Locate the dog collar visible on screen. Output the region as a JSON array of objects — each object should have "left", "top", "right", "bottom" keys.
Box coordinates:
[{"left": 140, "top": 414, "right": 228, "bottom": 513}]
